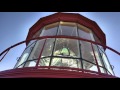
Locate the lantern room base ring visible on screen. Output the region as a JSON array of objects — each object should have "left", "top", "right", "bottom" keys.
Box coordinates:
[{"left": 0, "top": 66, "right": 117, "bottom": 78}]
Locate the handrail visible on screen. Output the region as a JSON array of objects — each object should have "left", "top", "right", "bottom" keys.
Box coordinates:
[{"left": 0, "top": 35, "right": 120, "bottom": 62}]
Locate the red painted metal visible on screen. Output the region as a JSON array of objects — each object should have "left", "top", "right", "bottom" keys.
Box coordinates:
[
  {"left": 26, "top": 13, "right": 106, "bottom": 46},
  {"left": 0, "top": 66, "right": 117, "bottom": 78}
]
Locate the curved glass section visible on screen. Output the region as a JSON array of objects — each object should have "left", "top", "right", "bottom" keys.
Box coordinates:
[
  {"left": 58, "top": 22, "right": 77, "bottom": 36},
  {"left": 15, "top": 21, "right": 114, "bottom": 76},
  {"left": 40, "top": 22, "right": 59, "bottom": 36}
]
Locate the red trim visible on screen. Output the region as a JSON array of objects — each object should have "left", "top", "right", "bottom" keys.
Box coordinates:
[
  {"left": 26, "top": 13, "right": 106, "bottom": 46},
  {"left": 0, "top": 67, "right": 117, "bottom": 78}
]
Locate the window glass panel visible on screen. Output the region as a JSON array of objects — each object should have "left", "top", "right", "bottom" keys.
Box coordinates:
[
  {"left": 24, "top": 60, "right": 37, "bottom": 67},
  {"left": 27, "top": 40, "right": 36, "bottom": 48},
  {"left": 15, "top": 42, "right": 35, "bottom": 68},
  {"left": 17, "top": 64, "right": 24, "bottom": 68},
  {"left": 33, "top": 28, "right": 43, "bottom": 38},
  {"left": 80, "top": 41, "right": 96, "bottom": 64},
  {"left": 83, "top": 60, "right": 98, "bottom": 72},
  {"left": 98, "top": 45, "right": 104, "bottom": 52},
  {"left": 51, "top": 58, "right": 80, "bottom": 68},
  {"left": 28, "top": 39, "right": 45, "bottom": 61},
  {"left": 58, "top": 22, "right": 77, "bottom": 36},
  {"left": 40, "top": 22, "right": 59, "bottom": 36},
  {"left": 93, "top": 44, "right": 104, "bottom": 66},
  {"left": 93, "top": 33, "right": 101, "bottom": 43},
  {"left": 54, "top": 38, "right": 80, "bottom": 58},
  {"left": 41, "top": 38, "right": 55, "bottom": 58},
  {"left": 39, "top": 58, "right": 50, "bottom": 66},
  {"left": 78, "top": 24, "right": 93, "bottom": 41},
  {"left": 100, "top": 50, "right": 114, "bottom": 75},
  {"left": 100, "top": 67, "right": 107, "bottom": 74}
]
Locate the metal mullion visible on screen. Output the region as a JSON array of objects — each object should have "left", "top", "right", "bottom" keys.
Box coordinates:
[
  {"left": 52, "top": 56, "right": 80, "bottom": 59},
  {"left": 35, "top": 39, "right": 47, "bottom": 67},
  {"left": 40, "top": 56, "right": 51, "bottom": 59},
  {"left": 77, "top": 23, "right": 83, "bottom": 70},
  {"left": 98, "top": 65, "right": 112, "bottom": 75},
  {"left": 91, "top": 43, "right": 101, "bottom": 73},
  {"left": 49, "top": 22, "right": 60, "bottom": 67}
]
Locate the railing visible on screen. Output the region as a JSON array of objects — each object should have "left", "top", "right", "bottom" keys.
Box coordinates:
[{"left": 0, "top": 36, "right": 120, "bottom": 77}]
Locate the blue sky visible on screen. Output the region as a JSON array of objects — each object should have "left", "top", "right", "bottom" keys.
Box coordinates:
[{"left": 0, "top": 12, "right": 120, "bottom": 77}]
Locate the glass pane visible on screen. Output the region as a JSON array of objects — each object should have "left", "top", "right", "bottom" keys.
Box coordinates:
[
  {"left": 58, "top": 22, "right": 77, "bottom": 36},
  {"left": 83, "top": 60, "right": 98, "bottom": 72},
  {"left": 78, "top": 24, "right": 93, "bottom": 41},
  {"left": 15, "top": 42, "right": 35, "bottom": 68},
  {"left": 93, "top": 33, "right": 101, "bottom": 43},
  {"left": 39, "top": 58, "right": 50, "bottom": 66},
  {"left": 51, "top": 58, "right": 80, "bottom": 68},
  {"left": 33, "top": 28, "right": 43, "bottom": 38},
  {"left": 28, "top": 39, "right": 45, "bottom": 61},
  {"left": 80, "top": 41, "right": 96, "bottom": 64},
  {"left": 98, "top": 45, "right": 104, "bottom": 52},
  {"left": 17, "top": 64, "right": 24, "bottom": 68},
  {"left": 40, "top": 22, "right": 59, "bottom": 36},
  {"left": 27, "top": 40, "right": 36, "bottom": 48},
  {"left": 53, "top": 38, "right": 80, "bottom": 58},
  {"left": 24, "top": 60, "right": 37, "bottom": 67},
  {"left": 100, "top": 51, "right": 114, "bottom": 75},
  {"left": 93, "top": 44, "right": 104, "bottom": 66},
  {"left": 41, "top": 38, "right": 55, "bottom": 57},
  {"left": 100, "top": 67, "right": 107, "bottom": 74}
]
